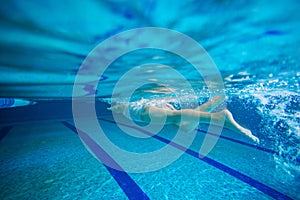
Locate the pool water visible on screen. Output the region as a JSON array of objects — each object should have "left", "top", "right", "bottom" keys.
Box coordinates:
[{"left": 1, "top": 0, "right": 300, "bottom": 199}]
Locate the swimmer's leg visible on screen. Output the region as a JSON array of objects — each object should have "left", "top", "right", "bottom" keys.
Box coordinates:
[
  {"left": 213, "top": 109, "right": 259, "bottom": 143},
  {"left": 195, "top": 96, "right": 226, "bottom": 112},
  {"left": 139, "top": 104, "right": 259, "bottom": 143},
  {"left": 178, "top": 108, "right": 259, "bottom": 142}
]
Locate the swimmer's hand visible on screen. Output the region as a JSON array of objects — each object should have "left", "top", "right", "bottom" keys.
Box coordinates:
[{"left": 107, "top": 104, "right": 127, "bottom": 113}]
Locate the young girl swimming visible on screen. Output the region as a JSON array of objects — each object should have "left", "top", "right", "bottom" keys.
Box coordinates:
[{"left": 108, "top": 96, "right": 259, "bottom": 143}]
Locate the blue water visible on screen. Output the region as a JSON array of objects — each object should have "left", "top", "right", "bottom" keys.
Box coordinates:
[{"left": 1, "top": 0, "right": 300, "bottom": 199}]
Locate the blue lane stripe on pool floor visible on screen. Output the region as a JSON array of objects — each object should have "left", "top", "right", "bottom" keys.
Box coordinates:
[
  {"left": 99, "top": 118, "right": 293, "bottom": 200},
  {"left": 95, "top": 116, "right": 276, "bottom": 155},
  {"left": 0, "top": 126, "right": 13, "bottom": 141},
  {"left": 196, "top": 129, "right": 277, "bottom": 154},
  {"left": 62, "top": 121, "right": 150, "bottom": 200}
]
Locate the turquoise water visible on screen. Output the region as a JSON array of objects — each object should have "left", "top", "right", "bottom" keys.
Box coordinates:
[{"left": 1, "top": 0, "right": 300, "bottom": 199}]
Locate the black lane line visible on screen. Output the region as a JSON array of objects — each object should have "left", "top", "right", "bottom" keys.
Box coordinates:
[
  {"left": 196, "top": 129, "right": 277, "bottom": 154},
  {"left": 0, "top": 126, "right": 13, "bottom": 141},
  {"left": 99, "top": 118, "right": 293, "bottom": 200},
  {"left": 62, "top": 121, "right": 150, "bottom": 200}
]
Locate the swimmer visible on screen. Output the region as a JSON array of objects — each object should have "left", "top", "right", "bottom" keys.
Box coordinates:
[{"left": 108, "top": 96, "right": 259, "bottom": 143}]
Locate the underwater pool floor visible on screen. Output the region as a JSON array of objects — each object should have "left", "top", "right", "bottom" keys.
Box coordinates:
[{"left": 0, "top": 115, "right": 299, "bottom": 199}]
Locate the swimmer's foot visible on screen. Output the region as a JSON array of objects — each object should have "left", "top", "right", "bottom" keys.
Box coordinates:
[{"left": 214, "top": 109, "right": 259, "bottom": 143}]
